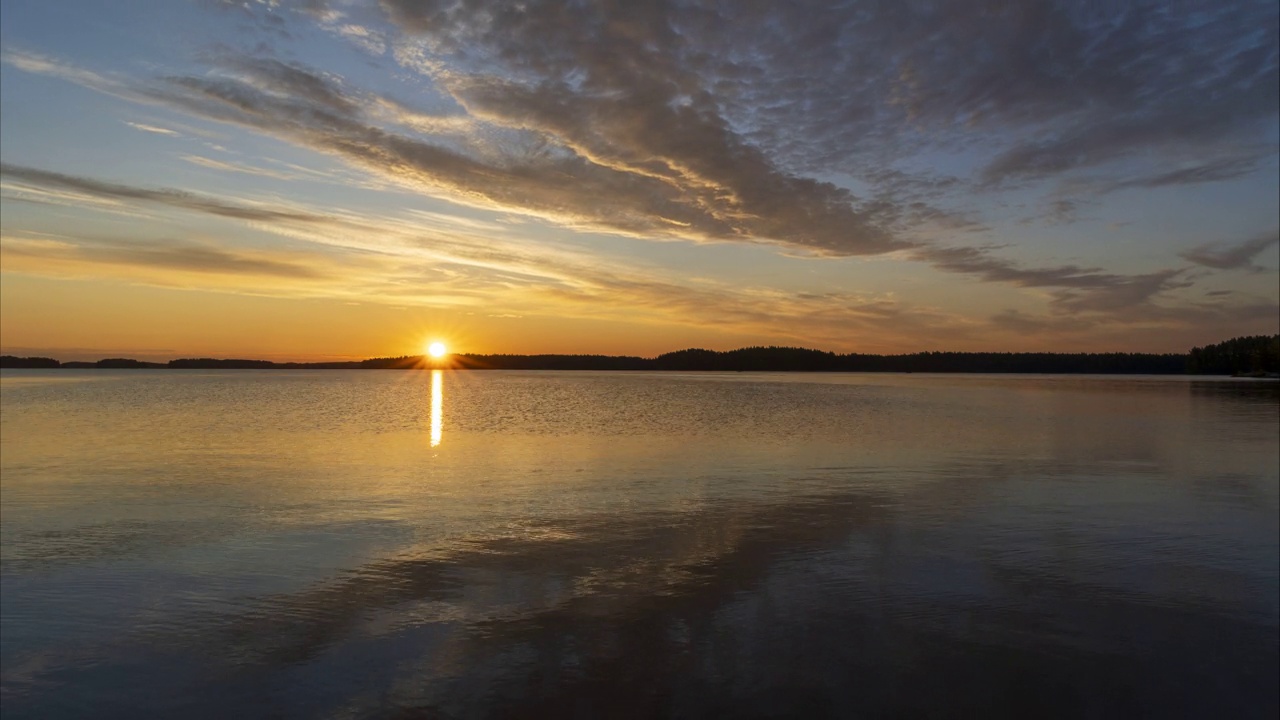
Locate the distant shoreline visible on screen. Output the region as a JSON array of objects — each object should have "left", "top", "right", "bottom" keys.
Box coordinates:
[
  {"left": 4, "top": 368, "right": 1278, "bottom": 379},
  {"left": 4, "top": 336, "right": 1277, "bottom": 376}
]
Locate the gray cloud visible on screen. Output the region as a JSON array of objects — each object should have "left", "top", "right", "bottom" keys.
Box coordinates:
[
  {"left": 1, "top": 235, "right": 327, "bottom": 280},
  {"left": 223, "top": 56, "right": 359, "bottom": 115},
  {"left": 136, "top": 53, "right": 909, "bottom": 257},
  {"left": 368, "top": 0, "right": 1275, "bottom": 260},
  {"left": 88, "top": 240, "right": 327, "bottom": 279},
  {"left": 915, "top": 245, "right": 1126, "bottom": 290},
  {"left": 138, "top": 52, "right": 1200, "bottom": 303},
  {"left": 0, "top": 163, "right": 328, "bottom": 224},
  {"left": 1100, "top": 156, "right": 1268, "bottom": 193},
  {"left": 370, "top": 1, "right": 1276, "bottom": 186},
  {"left": 1048, "top": 270, "right": 1191, "bottom": 314},
  {"left": 914, "top": 245, "right": 1191, "bottom": 312},
  {"left": 20, "top": 0, "right": 1280, "bottom": 228},
  {"left": 1180, "top": 232, "right": 1280, "bottom": 271}
]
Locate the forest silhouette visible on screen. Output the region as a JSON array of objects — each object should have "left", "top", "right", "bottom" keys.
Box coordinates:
[{"left": 3, "top": 336, "right": 1277, "bottom": 375}]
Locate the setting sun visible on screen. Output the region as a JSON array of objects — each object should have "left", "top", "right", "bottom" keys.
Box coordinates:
[{"left": 426, "top": 341, "right": 447, "bottom": 358}]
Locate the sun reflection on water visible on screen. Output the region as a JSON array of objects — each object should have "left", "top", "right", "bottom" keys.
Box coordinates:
[{"left": 430, "top": 369, "right": 443, "bottom": 447}]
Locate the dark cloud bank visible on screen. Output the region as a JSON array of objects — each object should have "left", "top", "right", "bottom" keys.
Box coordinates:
[{"left": 219, "top": 1, "right": 1277, "bottom": 275}]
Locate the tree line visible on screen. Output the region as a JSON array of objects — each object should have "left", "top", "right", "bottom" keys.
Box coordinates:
[
  {"left": 456, "top": 347, "right": 1190, "bottom": 373},
  {"left": 1186, "top": 335, "right": 1280, "bottom": 375},
  {"left": 0, "top": 340, "right": 1258, "bottom": 374}
]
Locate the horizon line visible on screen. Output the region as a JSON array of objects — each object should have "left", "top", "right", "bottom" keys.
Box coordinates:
[{"left": 9, "top": 339, "right": 1275, "bottom": 366}]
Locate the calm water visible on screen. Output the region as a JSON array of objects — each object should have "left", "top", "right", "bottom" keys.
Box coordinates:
[{"left": 1, "top": 370, "right": 1277, "bottom": 719}]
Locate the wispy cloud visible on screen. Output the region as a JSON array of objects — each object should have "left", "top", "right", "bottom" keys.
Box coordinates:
[
  {"left": 1047, "top": 270, "right": 1191, "bottom": 314},
  {"left": 0, "top": 178, "right": 155, "bottom": 219},
  {"left": 124, "top": 121, "right": 181, "bottom": 136},
  {"left": 911, "top": 244, "right": 1188, "bottom": 312},
  {"left": 1, "top": 158, "right": 1204, "bottom": 316},
  {"left": 0, "top": 163, "right": 329, "bottom": 224},
  {"left": 180, "top": 154, "right": 304, "bottom": 181},
  {"left": 1, "top": 48, "right": 115, "bottom": 90},
  {"left": 3, "top": 161, "right": 1271, "bottom": 353},
  {"left": 1, "top": 234, "right": 328, "bottom": 280},
  {"left": 137, "top": 57, "right": 906, "bottom": 257},
  {"left": 1181, "top": 232, "right": 1280, "bottom": 271},
  {"left": 1101, "top": 156, "right": 1268, "bottom": 193},
  {"left": 0, "top": 166, "right": 979, "bottom": 350}
]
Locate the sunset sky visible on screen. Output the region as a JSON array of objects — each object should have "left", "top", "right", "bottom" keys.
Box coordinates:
[{"left": 1, "top": 0, "right": 1277, "bottom": 360}]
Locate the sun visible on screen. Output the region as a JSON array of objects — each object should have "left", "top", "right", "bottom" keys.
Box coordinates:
[{"left": 426, "top": 341, "right": 448, "bottom": 358}]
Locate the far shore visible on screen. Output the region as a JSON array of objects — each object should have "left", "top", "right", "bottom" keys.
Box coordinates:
[{"left": 4, "top": 336, "right": 1278, "bottom": 376}]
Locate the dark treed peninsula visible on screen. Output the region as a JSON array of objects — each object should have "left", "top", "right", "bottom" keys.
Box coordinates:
[{"left": 3, "top": 335, "right": 1277, "bottom": 375}]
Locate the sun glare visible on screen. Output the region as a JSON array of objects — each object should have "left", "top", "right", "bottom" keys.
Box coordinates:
[{"left": 427, "top": 341, "right": 448, "bottom": 358}]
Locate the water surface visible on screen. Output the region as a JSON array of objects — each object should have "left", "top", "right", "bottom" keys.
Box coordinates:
[{"left": 2, "top": 371, "right": 1277, "bottom": 718}]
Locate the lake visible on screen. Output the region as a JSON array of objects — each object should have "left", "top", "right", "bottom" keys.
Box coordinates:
[{"left": 1, "top": 370, "right": 1277, "bottom": 718}]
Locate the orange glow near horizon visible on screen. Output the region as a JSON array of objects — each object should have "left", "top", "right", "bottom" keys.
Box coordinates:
[
  {"left": 0, "top": 274, "right": 1246, "bottom": 360},
  {"left": 427, "top": 341, "right": 448, "bottom": 358}
]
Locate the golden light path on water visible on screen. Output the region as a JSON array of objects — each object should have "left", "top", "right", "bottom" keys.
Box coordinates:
[{"left": 430, "top": 369, "right": 443, "bottom": 447}]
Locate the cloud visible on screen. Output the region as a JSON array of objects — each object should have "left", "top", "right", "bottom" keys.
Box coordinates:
[
  {"left": 0, "top": 168, "right": 979, "bottom": 351},
  {"left": 332, "top": 23, "right": 387, "bottom": 55},
  {"left": 221, "top": 56, "right": 361, "bottom": 116},
  {"left": 1055, "top": 153, "right": 1277, "bottom": 198},
  {"left": 124, "top": 122, "right": 181, "bottom": 136},
  {"left": 1, "top": 48, "right": 115, "bottom": 90},
  {"left": 199, "top": 2, "right": 1275, "bottom": 254},
  {"left": 0, "top": 235, "right": 326, "bottom": 280},
  {"left": 137, "top": 55, "right": 908, "bottom": 257},
  {"left": 1047, "top": 270, "right": 1191, "bottom": 314},
  {"left": 0, "top": 163, "right": 328, "bottom": 224},
  {"left": 1, "top": 178, "right": 157, "bottom": 219},
  {"left": 6, "top": 1, "right": 1277, "bottom": 349},
  {"left": 1098, "top": 156, "right": 1268, "bottom": 193},
  {"left": 1, "top": 158, "right": 1224, "bottom": 325},
  {"left": 180, "top": 154, "right": 306, "bottom": 181},
  {"left": 130, "top": 52, "right": 1220, "bottom": 305},
  {"left": 0, "top": 233, "right": 368, "bottom": 308},
  {"left": 915, "top": 245, "right": 1126, "bottom": 289},
  {"left": 913, "top": 244, "right": 1196, "bottom": 313},
  {"left": 14, "top": 1, "right": 1279, "bottom": 247},
  {"left": 1180, "top": 232, "right": 1280, "bottom": 271},
  {"left": 0, "top": 228, "right": 977, "bottom": 351},
  {"left": 3, "top": 161, "right": 1271, "bottom": 353},
  {"left": 371, "top": 0, "right": 1280, "bottom": 189}
]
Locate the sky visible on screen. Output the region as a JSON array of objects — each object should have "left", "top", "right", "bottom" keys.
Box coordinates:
[{"left": 1, "top": 0, "right": 1277, "bottom": 361}]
